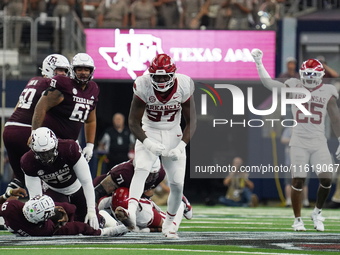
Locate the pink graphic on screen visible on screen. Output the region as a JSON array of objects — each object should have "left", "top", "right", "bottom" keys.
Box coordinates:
[{"left": 85, "top": 29, "right": 275, "bottom": 80}]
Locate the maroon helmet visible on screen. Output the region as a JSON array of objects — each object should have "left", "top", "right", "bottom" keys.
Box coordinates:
[
  {"left": 111, "top": 187, "right": 129, "bottom": 211},
  {"left": 299, "top": 59, "right": 325, "bottom": 88},
  {"left": 148, "top": 54, "right": 177, "bottom": 92}
]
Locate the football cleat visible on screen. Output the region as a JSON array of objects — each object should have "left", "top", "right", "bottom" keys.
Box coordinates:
[
  {"left": 162, "top": 220, "right": 179, "bottom": 239},
  {"left": 311, "top": 211, "right": 325, "bottom": 232},
  {"left": 182, "top": 195, "right": 193, "bottom": 220},
  {"left": 115, "top": 206, "right": 135, "bottom": 231},
  {"left": 292, "top": 217, "right": 306, "bottom": 231}
]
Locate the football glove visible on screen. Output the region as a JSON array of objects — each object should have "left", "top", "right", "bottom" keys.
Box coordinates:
[
  {"left": 336, "top": 137, "right": 340, "bottom": 160},
  {"left": 168, "top": 141, "right": 186, "bottom": 161},
  {"left": 143, "top": 138, "right": 165, "bottom": 156},
  {"left": 100, "top": 225, "right": 129, "bottom": 236},
  {"left": 82, "top": 143, "right": 94, "bottom": 162},
  {"left": 251, "top": 49, "right": 263, "bottom": 67},
  {"left": 85, "top": 208, "right": 99, "bottom": 230}
]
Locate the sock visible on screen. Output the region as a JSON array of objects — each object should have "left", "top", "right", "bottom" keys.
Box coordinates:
[
  {"left": 286, "top": 198, "right": 291, "bottom": 205},
  {"left": 173, "top": 202, "right": 185, "bottom": 232},
  {"left": 166, "top": 182, "right": 183, "bottom": 215},
  {"left": 313, "top": 207, "right": 322, "bottom": 214},
  {"left": 302, "top": 199, "right": 309, "bottom": 206}
]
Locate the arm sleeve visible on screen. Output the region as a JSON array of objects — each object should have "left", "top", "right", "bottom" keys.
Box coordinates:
[
  {"left": 25, "top": 175, "right": 43, "bottom": 199},
  {"left": 256, "top": 64, "right": 286, "bottom": 91},
  {"left": 73, "top": 156, "right": 96, "bottom": 211}
]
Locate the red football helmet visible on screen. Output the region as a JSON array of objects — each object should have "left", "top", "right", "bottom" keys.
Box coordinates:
[
  {"left": 148, "top": 53, "right": 177, "bottom": 92},
  {"left": 111, "top": 187, "right": 129, "bottom": 211},
  {"left": 299, "top": 59, "right": 325, "bottom": 88}
]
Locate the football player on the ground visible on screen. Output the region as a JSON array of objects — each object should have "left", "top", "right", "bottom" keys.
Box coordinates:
[
  {"left": 21, "top": 127, "right": 99, "bottom": 230},
  {"left": 127, "top": 53, "right": 197, "bottom": 238},
  {"left": 98, "top": 187, "right": 192, "bottom": 233},
  {"left": 93, "top": 159, "right": 165, "bottom": 204},
  {"left": 3, "top": 54, "right": 69, "bottom": 190},
  {"left": 0, "top": 194, "right": 127, "bottom": 237},
  {"left": 251, "top": 49, "right": 340, "bottom": 232},
  {"left": 30, "top": 53, "right": 99, "bottom": 162}
]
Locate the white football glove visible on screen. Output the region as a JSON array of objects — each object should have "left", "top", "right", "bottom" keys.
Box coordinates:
[
  {"left": 82, "top": 143, "right": 94, "bottom": 162},
  {"left": 336, "top": 138, "right": 340, "bottom": 160},
  {"left": 251, "top": 49, "right": 263, "bottom": 67},
  {"left": 168, "top": 141, "right": 187, "bottom": 161},
  {"left": 100, "top": 225, "right": 129, "bottom": 236},
  {"left": 84, "top": 208, "right": 99, "bottom": 230},
  {"left": 143, "top": 138, "right": 165, "bottom": 156}
]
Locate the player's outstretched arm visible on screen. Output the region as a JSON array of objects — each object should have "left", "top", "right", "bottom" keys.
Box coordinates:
[
  {"left": 30, "top": 87, "right": 64, "bottom": 144},
  {"left": 251, "top": 49, "right": 285, "bottom": 91},
  {"left": 168, "top": 96, "right": 197, "bottom": 161},
  {"left": 128, "top": 95, "right": 165, "bottom": 156},
  {"left": 83, "top": 109, "right": 96, "bottom": 162},
  {"left": 128, "top": 94, "right": 148, "bottom": 142},
  {"left": 327, "top": 97, "right": 340, "bottom": 160},
  {"left": 73, "top": 155, "right": 99, "bottom": 229}
]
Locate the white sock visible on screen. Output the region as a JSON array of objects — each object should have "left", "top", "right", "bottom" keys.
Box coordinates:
[
  {"left": 313, "top": 206, "right": 322, "bottom": 214},
  {"left": 286, "top": 198, "right": 291, "bottom": 205},
  {"left": 173, "top": 202, "right": 185, "bottom": 231},
  {"left": 167, "top": 182, "right": 183, "bottom": 215},
  {"left": 302, "top": 199, "right": 309, "bottom": 206}
]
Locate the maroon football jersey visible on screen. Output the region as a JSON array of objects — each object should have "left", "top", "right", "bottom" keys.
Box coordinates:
[
  {"left": 93, "top": 160, "right": 165, "bottom": 191},
  {"left": 21, "top": 139, "right": 82, "bottom": 189},
  {"left": 0, "top": 199, "right": 56, "bottom": 236},
  {"left": 8, "top": 76, "right": 50, "bottom": 125},
  {"left": 42, "top": 75, "right": 99, "bottom": 140},
  {"left": 0, "top": 200, "right": 100, "bottom": 236}
]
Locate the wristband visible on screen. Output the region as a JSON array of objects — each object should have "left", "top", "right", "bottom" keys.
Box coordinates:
[{"left": 2, "top": 189, "right": 12, "bottom": 200}]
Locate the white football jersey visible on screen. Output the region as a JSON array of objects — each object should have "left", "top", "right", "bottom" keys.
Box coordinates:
[
  {"left": 133, "top": 73, "right": 195, "bottom": 130},
  {"left": 285, "top": 78, "right": 338, "bottom": 148}
]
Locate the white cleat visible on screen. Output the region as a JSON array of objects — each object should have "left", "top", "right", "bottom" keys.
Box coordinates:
[
  {"left": 162, "top": 220, "right": 179, "bottom": 239},
  {"left": 182, "top": 195, "right": 193, "bottom": 220},
  {"left": 292, "top": 217, "right": 306, "bottom": 231},
  {"left": 115, "top": 206, "right": 136, "bottom": 231},
  {"left": 311, "top": 211, "right": 325, "bottom": 232}
]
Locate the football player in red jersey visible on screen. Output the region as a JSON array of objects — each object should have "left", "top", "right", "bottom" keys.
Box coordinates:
[
  {"left": 3, "top": 54, "right": 69, "bottom": 190},
  {"left": 30, "top": 53, "right": 99, "bottom": 162},
  {"left": 0, "top": 194, "right": 127, "bottom": 237},
  {"left": 21, "top": 127, "right": 99, "bottom": 230},
  {"left": 127, "top": 53, "right": 197, "bottom": 238},
  {"left": 111, "top": 187, "right": 192, "bottom": 233},
  {"left": 252, "top": 49, "right": 340, "bottom": 232}
]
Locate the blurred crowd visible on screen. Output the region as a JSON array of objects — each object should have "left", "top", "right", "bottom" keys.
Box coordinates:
[{"left": 1, "top": 0, "right": 288, "bottom": 30}]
